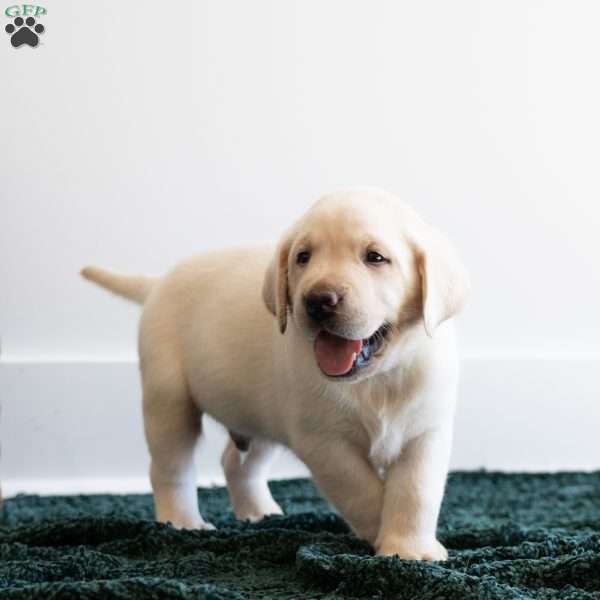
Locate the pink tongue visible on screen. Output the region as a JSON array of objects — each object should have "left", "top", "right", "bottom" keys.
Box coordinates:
[{"left": 314, "top": 331, "right": 363, "bottom": 376}]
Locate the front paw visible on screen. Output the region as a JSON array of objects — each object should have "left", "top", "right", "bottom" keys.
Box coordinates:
[{"left": 376, "top": 535, "right": 448, "bottom": 561}]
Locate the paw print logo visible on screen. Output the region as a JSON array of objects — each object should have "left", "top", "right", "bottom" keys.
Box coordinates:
[{"left": 5, "top": 16, "right": 45, "bottom": 48}]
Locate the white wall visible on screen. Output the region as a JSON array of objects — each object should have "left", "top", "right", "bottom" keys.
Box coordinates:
[{"left": 2, "top": 1, "right": 600, "bottom": 491}]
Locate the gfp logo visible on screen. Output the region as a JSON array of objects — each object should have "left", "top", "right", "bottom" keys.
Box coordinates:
[{"left": 5, "top": 4, "right": 46, "bottom": 47}]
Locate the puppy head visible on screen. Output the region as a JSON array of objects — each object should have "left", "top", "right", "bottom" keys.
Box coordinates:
[{"left": 263, "top": 189, "right": 470, "bottom": 381}]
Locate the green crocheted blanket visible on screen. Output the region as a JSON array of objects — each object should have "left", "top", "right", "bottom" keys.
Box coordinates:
[{"left": 2, "top": 472, "right": 600, "bottom": 598}]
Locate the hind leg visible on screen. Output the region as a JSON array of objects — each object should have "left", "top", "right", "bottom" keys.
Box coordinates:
[
  {"left": 221, "top": 438, "right": 283, "bottom": 522},
  {"left": 143, "top": 379, "right": 213, "bottom": 530}
]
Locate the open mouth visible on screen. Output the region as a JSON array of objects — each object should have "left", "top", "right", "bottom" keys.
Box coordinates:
[{"left": 314, "top": 323, "right": 391, "bottom": 378}]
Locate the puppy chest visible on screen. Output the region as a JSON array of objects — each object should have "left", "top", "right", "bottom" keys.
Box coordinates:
[
  {"left": 356, "top": 402, "right": 427, "bottom": 469},
  {"left": 353, "top": 407, "right": 405, "bottom": 469},
  {"left": 368, "top": 424, "right": 405, "bottom": 469}
]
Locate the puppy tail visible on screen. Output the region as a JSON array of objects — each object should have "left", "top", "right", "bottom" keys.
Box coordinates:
[{"left": 80, "top": 266, "right": 156, "bottom": 304}]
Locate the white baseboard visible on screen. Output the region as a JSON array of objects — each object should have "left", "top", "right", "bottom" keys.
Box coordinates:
[
  {"left": 3, "top": 477, "right": 156, "bottom": 497},
  {"left": 2, "top": 356, "right": 599, "bottom": 496}
]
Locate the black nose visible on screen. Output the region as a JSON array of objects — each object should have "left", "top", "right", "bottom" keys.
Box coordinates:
[{"left": 305, "top": 290, "right": 340, "bottom": 322}]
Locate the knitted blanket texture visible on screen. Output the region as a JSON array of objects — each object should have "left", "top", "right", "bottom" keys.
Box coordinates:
[{"left": 2, "top": 472, "right": 600, "bottom": 599}]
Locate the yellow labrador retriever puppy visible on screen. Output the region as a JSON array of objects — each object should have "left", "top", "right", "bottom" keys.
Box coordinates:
[{"left": 82, "top": 188, "right": 469, "bottom": 560}]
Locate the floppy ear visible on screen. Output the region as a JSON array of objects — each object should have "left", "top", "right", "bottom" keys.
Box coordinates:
[
  {"left": 415, "top": 228, "right": 470, "bottom": 337},
  {"left": 262, "top": 238, "right": 292, "bottom": 334}
]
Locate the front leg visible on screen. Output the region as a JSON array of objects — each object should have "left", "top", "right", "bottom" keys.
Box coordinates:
[
  {"left": 297, "top": 436, "right": 384, "bottom": 545},
  {"left": 375, "top": 426, "right": 452, "bottom": 560}
]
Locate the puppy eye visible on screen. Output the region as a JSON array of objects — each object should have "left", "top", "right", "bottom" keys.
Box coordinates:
[
  {"left": 296, "top": 251, "right": 311, "bottom": 265},
  {"left": 366, "top": 251, "right": 388, "bottom": 265}
]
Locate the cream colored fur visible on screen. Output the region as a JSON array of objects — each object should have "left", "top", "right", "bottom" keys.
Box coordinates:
[{"left": 81, "top": 188, "right": 469, "bottom": 560}]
